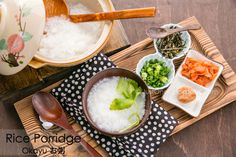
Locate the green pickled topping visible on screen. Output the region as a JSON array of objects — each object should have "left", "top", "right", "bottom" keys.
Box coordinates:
[
  {"left": 140, "top": 59, "right": 171, "bottom": 88},
  {"left": 156, "top": 26, "right": 186, "bottom": 59}
]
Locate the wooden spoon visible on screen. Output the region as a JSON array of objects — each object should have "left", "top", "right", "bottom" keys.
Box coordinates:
[
  {"left": 146, "top": 24, "right": 201, "bottom": 39},
  {"left": 43, "top": 0, "right": 69, "bottom": 18},
  {"left": 32, "top": 91, "right": 102, "bottom": 157},
  {"left": 43, "top": 0, "right": 156, "bottom": 22}
]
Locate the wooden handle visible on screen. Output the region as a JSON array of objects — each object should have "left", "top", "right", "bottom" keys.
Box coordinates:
[
  {"left": 80, "top": 138, "right": 102, "bottom": 157},
  {"left": 169, "top": 24, "right": 201, "bottom": 34},
  {"left": 175, "top": 24, "right": 201, "bottom": 32},
  {"left": 70, "top": 7, "right": 156, "bottom": 22},
  {"left": 183, "top": 24, "right": 202, "bottom": 30},
  {"left": 68, "top": 128, "right": 102, "bottom": 157},
  {"left": 43, "top": 0, "right": 69, "bottom": 17}
]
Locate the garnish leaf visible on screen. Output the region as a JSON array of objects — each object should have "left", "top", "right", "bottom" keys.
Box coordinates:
[
  {"left": 110, "top": 78, "right": 142, "bottom": 110},
  {"left": 116, "top": 78, "right": 142, "bottom": 100},
  {"left": 110, "top": 98, "right": 134, "bottom": 110},
  {"left": 120, "top": 112, "right": 140, "bottom": 132},
  {"left": 116, "top": 78, "right": 129, "bottom": 98}
]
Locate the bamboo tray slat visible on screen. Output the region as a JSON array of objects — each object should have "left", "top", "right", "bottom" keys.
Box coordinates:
[{"left": 14, "top": 16, "right": 236, "bottom": 157}]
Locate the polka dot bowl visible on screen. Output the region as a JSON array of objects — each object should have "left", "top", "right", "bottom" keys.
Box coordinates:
[{"left": 82, "top": 68, "right": 152, "bottom": 137}]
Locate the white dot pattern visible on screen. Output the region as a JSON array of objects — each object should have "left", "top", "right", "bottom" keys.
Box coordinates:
[{"left": 51, "top": 53, "right": 178, "bottom": 157}]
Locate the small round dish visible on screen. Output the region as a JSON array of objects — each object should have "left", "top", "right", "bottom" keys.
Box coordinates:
[
  {"left": 82, "top": 68, "right": 151, "bottom": 137},
  {"left": 154, "top": 23, "right": 191, "bottom": 60},
  {"left": 136, "top": 53, "right": 175, "bottom": 90}
]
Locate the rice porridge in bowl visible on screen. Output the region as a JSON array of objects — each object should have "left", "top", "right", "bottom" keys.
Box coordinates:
[
  {"left": 87, "top": 77, "right": 145, "bottom": 133},
  {"left": 82, "top": 68, "right": 151, "bottom": 136}
]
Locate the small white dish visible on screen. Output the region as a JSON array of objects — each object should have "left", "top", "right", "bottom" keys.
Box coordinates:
[
  {"left": 162, "top": 50, "right": 224, "bottom": 117},
  {"left": 154, "top": 23, "right": 191, "bottom": 60},
  {"left": 136, "top": 53, "right": 175, "bottom": 90}
]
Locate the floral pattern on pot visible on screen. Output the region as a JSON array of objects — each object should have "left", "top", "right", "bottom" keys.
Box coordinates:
[{"left": 0, "top": 3, "right": 32, "bottom": 67}]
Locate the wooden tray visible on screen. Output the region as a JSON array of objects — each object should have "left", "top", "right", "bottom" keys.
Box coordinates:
[{"left": 14, "top": 17, "right": 236, "bottom": 157}]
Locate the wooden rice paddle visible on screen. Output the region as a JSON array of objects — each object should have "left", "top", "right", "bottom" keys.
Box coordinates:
[
  {"left": 32, "top": 91, "right": 102, "bottom": 157},
  {"left": 70, "top": 7, "right": 156, "bottom": 22},
  {"left": 43, "top": 0, "right": 69, "bottom": 18},
  {"left": 43, "top": 0, "right": 156, "bottom": 22}
]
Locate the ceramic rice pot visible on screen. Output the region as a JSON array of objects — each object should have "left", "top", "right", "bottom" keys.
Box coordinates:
[{"left": 0, "top": 0, "right": 45, "bottom": 75}]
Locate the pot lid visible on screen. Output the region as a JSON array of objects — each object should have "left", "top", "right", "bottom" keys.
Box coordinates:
[{"left": 0, "top": 0, "right": 45, "bottom": 75}]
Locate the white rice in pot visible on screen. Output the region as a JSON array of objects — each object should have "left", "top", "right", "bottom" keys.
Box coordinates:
[{"left": 37, "top": 3, "right": 103, "bottom": 60}]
